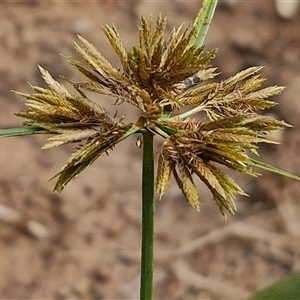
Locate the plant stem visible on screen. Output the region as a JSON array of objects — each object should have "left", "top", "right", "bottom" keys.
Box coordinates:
[{"left": 140, "top": 130, "right": 155, "bottom": 300}]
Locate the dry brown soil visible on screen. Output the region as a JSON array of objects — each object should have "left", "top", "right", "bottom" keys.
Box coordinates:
[{"left": 1, "top": 1, "right": 300, "bottom": 299}]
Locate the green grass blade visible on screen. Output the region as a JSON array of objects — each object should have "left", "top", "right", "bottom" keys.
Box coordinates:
[
  {"left": 250, "top": 158, "right": 300, "bottom": 181},
  {"left": 0, "top": 126, "right": 45, "bottom": 138},
  {"left": 191, "top": 0, "right": 218, "bottom": 49},
  {"left": 246, "top": 271, "right": 300, "bottom": 300}
]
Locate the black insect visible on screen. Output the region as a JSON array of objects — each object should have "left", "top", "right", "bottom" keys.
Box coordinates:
[
  {"left": 183, "top": 74, "right": 201, "bottom": 87},
  {"left": 173, "top": 71, "right": 203, "bottom": 94}
]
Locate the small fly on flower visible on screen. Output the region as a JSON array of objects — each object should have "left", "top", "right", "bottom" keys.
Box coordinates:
[
  {"left": 173, "top": 68, "right": 219, "bottom": 96},
  {"left": 173, "top": 71, "right": 203, "bottom": 95},
  {"left": 183, "top": 73, "right": 201, "bottom": 87}
]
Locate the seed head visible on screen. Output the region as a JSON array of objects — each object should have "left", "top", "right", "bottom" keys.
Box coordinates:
[{"left": 15, "top": 14, "right": 289, "bottom": 215}]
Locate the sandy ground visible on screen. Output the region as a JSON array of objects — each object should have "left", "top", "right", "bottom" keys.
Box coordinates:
[{"left": 0, "top": 1, "right": 300, "bottom": 299}]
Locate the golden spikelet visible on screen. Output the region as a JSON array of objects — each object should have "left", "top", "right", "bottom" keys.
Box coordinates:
[
  {"left": 178, "top": 162, "right": 200, "bottom": 211},
  {"left": 156, "top": 152, "right": 172, "bottom": 199},
  {"left": 191, "top": 157, "right": 226, "bottom": 201}
]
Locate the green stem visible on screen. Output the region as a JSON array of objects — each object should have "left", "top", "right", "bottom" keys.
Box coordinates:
[
  {"left": 140, "top": 130, "right": 155, "bottom": 300},
  {"left": 174, "top": 104, "right": 207, "bottom": 120}
]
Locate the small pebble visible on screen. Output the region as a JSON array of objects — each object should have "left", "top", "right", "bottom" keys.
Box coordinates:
[
  {"left": 26, "top": 220, "right": 49, "bottom": 239},
  {"left": 277, "top": 75, "right": 300, "bottom": 127},
  {"left": 275, "top": 0, "right": 300, "bottom": 19},
  {"left": 71, "top": 18, "right": 92, "bottom": 34}
]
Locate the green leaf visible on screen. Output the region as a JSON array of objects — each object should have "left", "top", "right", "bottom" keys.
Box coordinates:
[
  {"left": 0, "top": 126, "right": 45, "bottom": 138},
  {"left": 250, "top": 158, "right": 300, "bottom": 181},
  {"left": 246, "top": 271, "right": 300, "bottom": 300},
  {"left": 190, "top": 0, "right": 218, "bottom": 49}
]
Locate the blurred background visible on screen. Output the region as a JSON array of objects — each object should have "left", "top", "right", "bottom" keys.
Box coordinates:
[{"left": 0, "top": 1, "right": 300, "bottom": 299}]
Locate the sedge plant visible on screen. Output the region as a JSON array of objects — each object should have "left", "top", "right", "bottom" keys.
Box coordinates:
[{"left": 1, "top": 1, "right": 300, "bottom": 298}]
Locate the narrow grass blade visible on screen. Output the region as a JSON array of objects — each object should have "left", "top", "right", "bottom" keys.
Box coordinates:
[
  {"left": 190, "top": 0, "right": 218, "bottom": 49},
  {"left": 0, "top": 126, "right": 45, "bottom": 138},
  {"left": 246, "top": 271, "right": 300, "bottom": 300},
  {"left": 250, "top": 158, "right": 300, "bottom": 181}
]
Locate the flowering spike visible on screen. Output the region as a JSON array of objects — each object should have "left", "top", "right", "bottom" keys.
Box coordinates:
[
  {"left": 178, "top": 163, "right": 200, "bottom": 211},
  {"left": 10, "top": 12, "right": 293, "bottom": 215},
  {"left": 156, "top": 152, "right": 172, "bottom": 199}
]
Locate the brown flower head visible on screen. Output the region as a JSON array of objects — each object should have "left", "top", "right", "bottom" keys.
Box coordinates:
[{"left": 14, "top": 14, "right": 289, "bottom": 214}]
